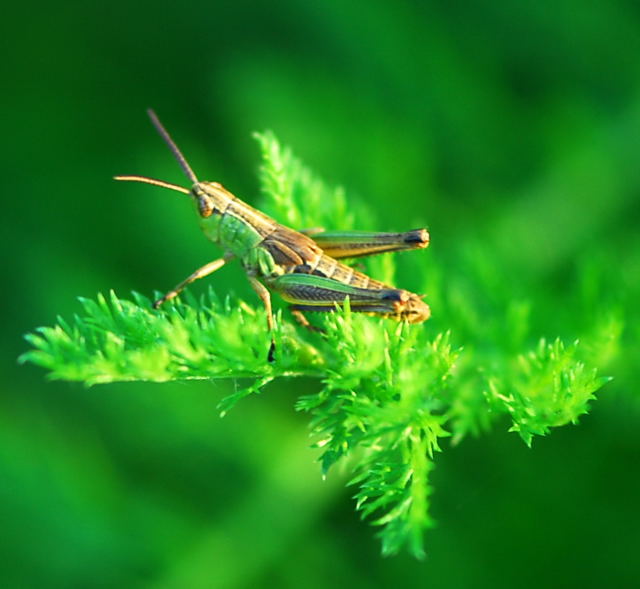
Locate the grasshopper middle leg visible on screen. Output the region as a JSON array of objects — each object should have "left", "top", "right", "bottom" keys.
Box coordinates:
[
  {"left": 247, "top": 275, "right": 277, "bottom": 362},
  {"left": 290, "top": 308, "right": 325, "bottom": 333}
]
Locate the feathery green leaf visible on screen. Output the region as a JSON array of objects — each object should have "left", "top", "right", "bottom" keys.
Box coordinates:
[{"left": 21, "top": 130, "right": 616, "bottom": 558}]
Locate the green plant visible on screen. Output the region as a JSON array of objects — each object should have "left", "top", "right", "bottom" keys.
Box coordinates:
[{"left": 20, "top": 131, "right": 616, "bottom": 558}]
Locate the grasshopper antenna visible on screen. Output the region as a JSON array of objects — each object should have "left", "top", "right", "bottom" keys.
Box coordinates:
[
  {"left": 114, "top": 109, "right": 198, "bottom": 195},
  {"left": 146, "top": 108, "right": 200, "bottom": 185},
  {"left": 113, "top": 175, "right": 191, "bottom": 194}
]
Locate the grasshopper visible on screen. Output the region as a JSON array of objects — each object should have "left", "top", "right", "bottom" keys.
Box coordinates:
[{"left": 116, "top": 110, "right": 430, "bottom": 361}]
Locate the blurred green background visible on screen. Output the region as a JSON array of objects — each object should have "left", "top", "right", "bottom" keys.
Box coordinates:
[{"left": 3, "top": 0, "right": 640, "bottom": 587}]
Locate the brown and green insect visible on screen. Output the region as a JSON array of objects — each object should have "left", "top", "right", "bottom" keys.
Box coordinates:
[{"left": 116, "top": 110, "right": 431, "bottom": 360}]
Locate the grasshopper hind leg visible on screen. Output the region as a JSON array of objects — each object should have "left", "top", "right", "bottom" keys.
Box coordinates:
[
  {"left": 271, "top": 272, "right": 430, "bottom": 324},
  {"left": 290, "top": 308, "right": 325, "bottom": 333}
]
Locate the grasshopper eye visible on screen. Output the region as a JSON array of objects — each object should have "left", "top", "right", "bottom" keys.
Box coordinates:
[{"left": 195, "top": 194, "right": 215, "bottom": 218}]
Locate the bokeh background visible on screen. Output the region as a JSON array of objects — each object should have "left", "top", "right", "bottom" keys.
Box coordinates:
[{"left": 3, "top": 1, "right": 640, "bottom": 587}]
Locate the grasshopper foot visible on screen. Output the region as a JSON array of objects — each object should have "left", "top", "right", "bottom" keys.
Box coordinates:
[
  {"left": 152, "top": 294, "right": 172, "bottom": 309},
  {"left": 267, "top": 340, "right": 276, "bottom": 363}
]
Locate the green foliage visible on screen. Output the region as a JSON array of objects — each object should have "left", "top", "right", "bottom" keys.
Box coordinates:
[
  {"left": 487, "top": 339, "right": 611, "bottom": 446},
  {"left": 21, "top": 132, "right": 616, "bottom": 559},
  {"left": 21, "top": 291, "right": 323, "bottom": 386},
  {"left": 254, "top": 130, "right": 360, "bottom": 229}
]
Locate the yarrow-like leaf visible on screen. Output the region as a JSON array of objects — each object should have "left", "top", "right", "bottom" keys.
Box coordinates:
[{"left": 21, "top": 130, "right": 615, "bottom": 558}]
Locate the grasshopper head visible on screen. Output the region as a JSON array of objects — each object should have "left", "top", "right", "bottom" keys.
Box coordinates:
[
  {"left": 192, "top": 181, "right": 234, "bottom": 218},
  {"left": 116, "top": 111, "right": 238, "bottom": 225},
  {"left": 191, "top": 183, "right": 216, "bottom": 217}
]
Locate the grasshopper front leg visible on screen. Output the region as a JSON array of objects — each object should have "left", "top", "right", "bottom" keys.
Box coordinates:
[
  {"left": 153, "top": 253, "right": 235, "bottom": 308},
  {"left": 268, "top": 272, "right": 430, "bottom": 324}
]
